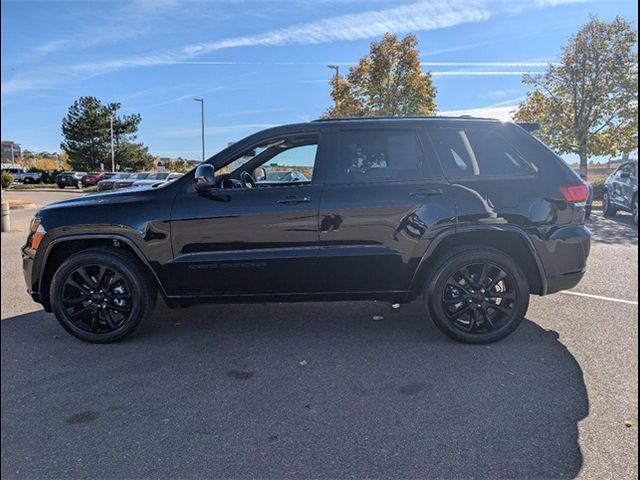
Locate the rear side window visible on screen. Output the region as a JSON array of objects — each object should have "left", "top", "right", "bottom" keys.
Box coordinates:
[
  {"left": 429, "top": 125, "right": 538, "bottom": 177},
  {"left": 330, "top": 129, "right": 430, "bottom": 183}
]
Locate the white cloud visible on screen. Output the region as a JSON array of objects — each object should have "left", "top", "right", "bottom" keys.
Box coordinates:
[
  {"left": 431, "top": 71, "right": 541, "bottom": 76},
  {"left": 2, "top": 0, "right": 586, "bottom": 95},
  {"left": 166, "top": 124, "right": 279, "bottom": 137},
  {"left": 423, "top": 62, "right": 554, "bottom": 67},
  {"left": 181, "top": 0, "right": 490, "bottom": 56}
]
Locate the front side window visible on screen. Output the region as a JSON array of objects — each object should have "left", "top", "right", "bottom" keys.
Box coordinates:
[
  {"left": 430, "top": 125, "right": 538, "bottom": 178},
  {"left": 331, "top": 129, "right": 425, "bottom": 184},
  {"left": 221, "top": 136, "right": 319, "bottom": 188}
]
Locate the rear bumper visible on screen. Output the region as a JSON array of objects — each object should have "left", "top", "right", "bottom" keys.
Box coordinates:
[
  {"left": 546, "top": 270, "right": 586, "bottom": 295},
  {"left": 538, "top": 224, "right": 591, "bottom": 295}
]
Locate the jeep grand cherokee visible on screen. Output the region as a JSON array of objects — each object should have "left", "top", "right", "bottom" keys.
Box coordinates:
[{"left": 23, "top": 117, "right": 591, "bottom": 344}]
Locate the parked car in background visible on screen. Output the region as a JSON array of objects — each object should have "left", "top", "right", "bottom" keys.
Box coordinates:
[
  {"left": 81, "top": 172, "right": 108, "bottom": 187},
  {"left": 603, "top": 160, "right": 638, "bottom": 225},
  {"left": 113, "top": 172, "right": 151, "bottom": 190},
  {"left": 256, "top": 169, "right": 309, "bottom": 185},
  {"left": 22, "top": 117, "right": 592, "bottom": 344},
  {"left": 2, "top": 166, "right": 43, "bottom": 184},
  {"left": 97, "top": 173, "right": 131, "bottom": 192},
  {"left": 55, "top": 171, "right": 86, "bottom": 189},
  {"left": 131, "top": 172, "right": 183, "bottom": 188}
]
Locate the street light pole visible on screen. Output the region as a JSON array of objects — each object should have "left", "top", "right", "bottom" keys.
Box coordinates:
[
  {"left": 110, "top": 115, "right": 115, "bottom": 172},
  {"left": 327, "top": 65, "right": 340, "bottom": 111},
  {"left": 194, "top": 98, "right": 205, "bottom": 162}
]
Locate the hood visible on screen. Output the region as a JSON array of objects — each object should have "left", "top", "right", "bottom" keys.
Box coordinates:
[{"left": 40, "top": 187, "right": 153, "bottom": 211}]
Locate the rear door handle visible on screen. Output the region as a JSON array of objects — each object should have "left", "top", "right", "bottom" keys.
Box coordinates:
[
  {"left": 277, "top": 196, "right": 311, "bottom": 204},
  {"left": 409, "top": 189, "right": 444, "bottom": 197}
]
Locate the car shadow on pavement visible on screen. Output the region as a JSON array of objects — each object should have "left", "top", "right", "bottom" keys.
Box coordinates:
[
  {"left": 588, "top": 212, "right": 637, "bottom": 245},
  {"left": 2, "top": 302, "right": 588, "bottom": 479}
]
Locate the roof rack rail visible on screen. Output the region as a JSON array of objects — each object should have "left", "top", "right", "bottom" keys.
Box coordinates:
[{"left": 312, "top": 115, "right": 502, "bottom": 122}]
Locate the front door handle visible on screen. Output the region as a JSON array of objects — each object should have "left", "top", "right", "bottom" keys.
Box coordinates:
[
  {"left": 277, "top": 196, "right": 311, "bottom": 204},
  {"left": 409, "top": 188, "right": 444, "bottom": 197}
]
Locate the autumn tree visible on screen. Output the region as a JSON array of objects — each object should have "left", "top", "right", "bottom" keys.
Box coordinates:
[
  {"left": 325, "top": 33, "right": 437, "bottom": 118},
  {"left": 61, "top": 96, "right": 153, "bottom": 172},
  {"left": 515, "top": 16, "right": 638, "bottom": 178}
]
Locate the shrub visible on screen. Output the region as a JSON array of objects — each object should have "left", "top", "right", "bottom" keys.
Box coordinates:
[
  {"left": 1, "top": 171, "right": 15, "bottom": 189},
  {"left": 42, "top": 169, "right": 66, "bottom": 184}
]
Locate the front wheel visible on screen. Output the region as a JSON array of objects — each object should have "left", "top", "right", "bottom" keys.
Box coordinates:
[
  {"left": 76, "top": 181, "right": 82, "bottom": 189},
  {"left": 603, "top": 190, "right": 617, "bottom": 217},
  {"left": 57, "top": 184, "right": 65, "bottom": 189},
  {"left": 50, "top": 248, "right": 156, "bottom": 343},
  {"left": 425, "top": 248, "right": 530, "bottom": 344}
]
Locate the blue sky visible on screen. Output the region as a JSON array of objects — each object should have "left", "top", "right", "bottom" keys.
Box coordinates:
[{"left": 1, "top": 0, "right": 637, "bottom": 162}]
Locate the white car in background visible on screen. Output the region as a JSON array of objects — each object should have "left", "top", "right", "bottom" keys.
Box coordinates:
[{"left": 131, "top": 172, "right": 183, "bottom": 188}]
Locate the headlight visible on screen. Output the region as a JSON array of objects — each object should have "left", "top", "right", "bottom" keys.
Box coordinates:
[{"left": 27, "top": 217, "right": 46, "bottom": 251}]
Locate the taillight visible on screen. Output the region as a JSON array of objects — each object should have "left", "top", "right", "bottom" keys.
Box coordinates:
[{"left": 560, "top": 183, "right": 589, "bottom": 203}]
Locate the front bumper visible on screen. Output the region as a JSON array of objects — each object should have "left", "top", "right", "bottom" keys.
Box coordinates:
[{"left": 22, "top": 245, "right": 41, "bottom": 303}]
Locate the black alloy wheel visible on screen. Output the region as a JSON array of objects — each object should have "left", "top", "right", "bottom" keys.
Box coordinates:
[
  {"left": 50, "top": 248, "right": 156, "bottom": 343},
  {"left": 441, "top": 262, "right": 516, "bottom": 335},
  {"left": 426, "top": 248, "right": 529, "bottom": 344},
  {"left": 61, "top": 264, "right": 132, "bottom": 334}
]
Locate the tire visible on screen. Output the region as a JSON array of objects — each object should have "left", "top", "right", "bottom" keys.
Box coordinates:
[
  {"left": 603, "top": 190, "right": 617, "bottom": 217},
  {"left": 425, "top": 247, "right": 530, "bottom": 344},
  {"left": 50, "top": 248, "right": 156, "bottom": 343},
  {"left": 23, "top": 177, "right": 34, "bottom": 185},
  {"left": 58, "top": 184, "right": 65, "bottom": 189},
  {"left": 76, "top": 181, "right": 82, "bottom": 189},
  {"left": 633, "top": 195, "right": 638, "bottom": 226}
]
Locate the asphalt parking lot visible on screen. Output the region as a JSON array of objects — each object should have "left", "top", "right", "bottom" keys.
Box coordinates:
[{"left": 1, "top": 190, "right": 637, "bottom": 479}]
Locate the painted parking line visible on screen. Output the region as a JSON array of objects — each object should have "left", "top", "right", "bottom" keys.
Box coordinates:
[{"left": 560, "top": 290, "right": 638, "bottom": 306}]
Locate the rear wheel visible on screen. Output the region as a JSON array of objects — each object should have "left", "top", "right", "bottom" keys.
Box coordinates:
[
  {"left": 603, "top": 190, "right": 617, "bottom": 217},
  {"left": 76, "top": 180, "right": 82, "bottom": 189},
  {"left": 57, "top": 184, "right": 65, "bottom": 189},
  {"left": 425, "top": 248, "right": 529, "bottom": 344},
  {"left": 50, "top": 248, "right": 156, "bottom": 343}
]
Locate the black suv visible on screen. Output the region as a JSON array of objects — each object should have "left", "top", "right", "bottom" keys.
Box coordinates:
[{"left": 22, "top": 117, "right": 591, "bottom": 344}]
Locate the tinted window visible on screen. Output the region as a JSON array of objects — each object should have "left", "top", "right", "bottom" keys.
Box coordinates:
[
  {"left": 620, "top": 163, "right": 637, "bottom": 179},
  {"left": 225, "top": 138, "right": 318, "bottom": 182},
  {"left": 430, "top": 125, "right": 538, "bottom": 177},
  {"left": 331, "top": 129, "right": 426, "bottom": 184}
]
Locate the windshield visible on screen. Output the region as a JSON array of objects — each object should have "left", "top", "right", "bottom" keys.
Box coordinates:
[
  {"left": 128, "top": 173, "right": 149, "bottom": 180},
  {"left": 148, "top": 173, "right": 169, "bottom": 180}
]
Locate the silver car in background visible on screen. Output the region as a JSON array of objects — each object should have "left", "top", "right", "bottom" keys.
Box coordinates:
[{"left": 131, "top": 172, "right": 183, "bottom": 188}]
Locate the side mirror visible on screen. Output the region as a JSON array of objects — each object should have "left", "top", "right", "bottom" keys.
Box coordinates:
[
  {"left": 255, "top": 166, "right": 267, "bottom": 181},
  {"left": 194, "top": 164, "right": 216, "bottom": 192},
  {"left": 620, "top": 171, "right": 631, "bottom": 179}
]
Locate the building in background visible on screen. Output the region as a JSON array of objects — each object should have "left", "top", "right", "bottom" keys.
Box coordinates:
[
  {"left": 1, "top": 141, "right": 21, "bottom": 163},
  {"left": 153, "top": 156, "right": 200, "bottom": 173}
]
